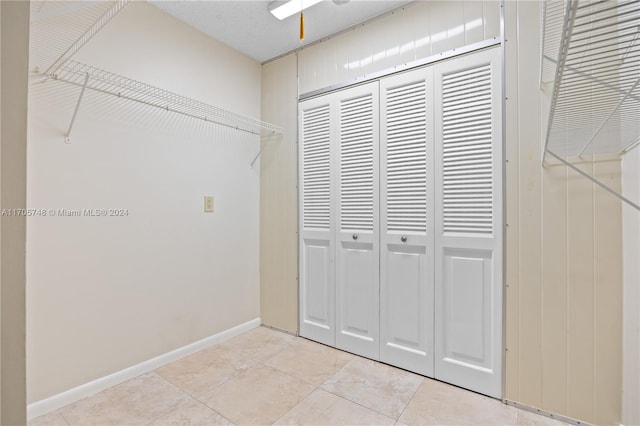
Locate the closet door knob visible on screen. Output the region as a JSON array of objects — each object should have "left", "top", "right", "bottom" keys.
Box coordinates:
[
  {"left": 400, "top": 235, "right": 408, "bottom": 243},
  {"left": 352, "top": 234, "right": 358, "bottom": 240}
]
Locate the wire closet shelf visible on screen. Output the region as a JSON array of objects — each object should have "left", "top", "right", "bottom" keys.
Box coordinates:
[
  {"left": 50, "top": 60, "right": 283, "bottom": 137},
  {"left": 541, "top": 0, "right": 640, "bottom": 210},
  {"left": 31, "top": 0, "right": 282, "bottom": 142}
]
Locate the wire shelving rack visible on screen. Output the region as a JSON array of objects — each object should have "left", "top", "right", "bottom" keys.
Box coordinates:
[{"left": 541, "top": 0, "right": 640, "bottom": 210}]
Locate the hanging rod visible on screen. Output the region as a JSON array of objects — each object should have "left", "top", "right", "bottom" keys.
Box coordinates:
[{"left": 45, "top": 61, "right": 282, "bottom": 137}]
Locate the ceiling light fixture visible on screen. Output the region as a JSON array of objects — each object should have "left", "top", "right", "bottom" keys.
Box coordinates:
[{"left": 268, "top": 0, "right": 323, "bottom": 20}]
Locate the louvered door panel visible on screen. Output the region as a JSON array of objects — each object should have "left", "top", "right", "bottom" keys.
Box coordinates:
[
  {"left": 302, "top": 104, "right": 332, "bottom": 230},
  {"left": 299, "top": 97, "right": 336, "bottom": 346},
  {"left": 335, "top": 82, "right": 380, "bottom": 360},
  {"left": 380, "top": 68, "right": 435, "bottom": 376},
  {"left": 442, "top": 64, "right": 493, "bottom": 235},
  {"left": 340, "top": 95, "right": 374, "bottom": 231},
  {"left": 434, "top": 47, "right": 503, "bottom": 398}
]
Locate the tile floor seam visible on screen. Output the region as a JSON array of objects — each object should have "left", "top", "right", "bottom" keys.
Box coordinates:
[
  {"left": 320, "top": 383, "right": 402, "bottom": 421},
  {"left": 142, "top": 372, "right": 203, "bottom": 425},
  {"left": 194, "top": 396, "right": 220, "bottom": 420},
  {"left": 263, "top": 361, "right": 325, "bottom": 389},
  {"left": 150, "top": 371, "right": 198, "bottom": 400},
  {"left": 155, "top": 374, "right": 201, "bottom": 400},
  {"left": 196, "top": 363, "right": 315, "bottom": 426},
  {"left": 191, "top": 398, "right": 236, "bottom": 426},
  {"left": 324, "top": 388, "right": 398, "bottom": 423},
  {"left": 191, "top": 371, "right": 244, "bottom": 404},
  {"left": 195, "top": 374, "right": 237, "bottom": 399},
  {"left": 144, "top": 396, "right": 195, "bottom": 426},
  {"left": 318, "top": 354, "right": 359, "bottom": 385},
  {"left": 319, "top": 357, "right": 426, "bottom": 421},
  {"left": 142, "top": 395, "right": 233, "bottom": 426},
  {"left": 262, "top": 337, "right": 300, "bottom": 363},
  {"left": 57, "top": 410, "right": 71, "bottom": 426},
  {"left": 160, "top": 362, "right": 252, "bottom": 401},
  {"left": 395, "top": 376, "right": 426, "bottom": 423},
  {"left": 268, "top": 389, "right": 315, "bottom": 426}
]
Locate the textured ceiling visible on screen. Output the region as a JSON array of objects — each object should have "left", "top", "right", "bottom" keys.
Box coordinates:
[{"left": 149, "top": 0, "right": 413, "bottom": 63}]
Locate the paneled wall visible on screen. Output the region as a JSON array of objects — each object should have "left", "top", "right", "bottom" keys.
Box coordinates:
[
  {"left": 297, "top": 1, "right": 500, "bottom": 94},
  {"left": 622, "top": 146, "right": 640, "bottom": 426},
  {"left": 260, "top": 55, "right": 299, "bottom": 333},
  {"left": 0, "top": 1, "right": 30, "bottom": 423},
  {"left": 260, "top": 1, "right": 623, "bottom": 424},
  {"left": 504, "top": 2, "right": 621, "bottom": 424}
]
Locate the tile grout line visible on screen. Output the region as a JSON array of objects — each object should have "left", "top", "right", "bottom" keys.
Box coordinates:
[
  {"left": 149, "top": 377, "right": 235, "bottom": 425},
  {"left": 250, "top": 336, "right": 358, "bottom": 424},
  {"left": 395, "top": 376, "right": 426, "bottom": 424},
  {"left": 152, "top": 369, "right": 208, "bottom": 401},
  {"left": 153, "top": 361, "right": 259, "bottom": 422},
  {"left": 188, "top": 332, "right": 304, "bottom": 425},
  {"left": 317, "top": 357, "right": 420, "bottom": 421},
  {"left": 322, "top": 389, "right": 398, "bottom": 424},
  {"left": 144, "top": 372, "right": 200, "bottom": 425},
  {"left": 259, "top": 336, "right": 355, "bottom": 388},
  {"left": 144, "top": 395, "right": 193, "bottom": 425},
  {"left": 268, "top": 385, "right": 320, "bottom": 425},
  {"left": 264, "top": 342, "right": 362, "bottom": 423},
  {"left": 156, "top": 329, "right": 292, "bottom": 402},
  {"left": 192, "top": 398, "right": 236, "bottom": 426},
  {"left": 57, "top": 409, "right": 71, "bottom": 426}
]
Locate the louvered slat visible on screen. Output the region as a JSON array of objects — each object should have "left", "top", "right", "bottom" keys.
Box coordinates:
[
  {"left": 302, "top": 104, "right": 331, "bottom": 230},
  {"left": 340, "top": 94, "right": 374, "bottom": 231},
  {"left": 441, "top": 64, "right": 493, "bottom": 234},
  {"left": 385, "top": 80, "right": 427, "bottom": 232}
]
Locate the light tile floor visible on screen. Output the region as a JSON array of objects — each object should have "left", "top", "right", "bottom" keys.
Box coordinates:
[{"left": 29, "top": 326, "right": 570, "bottom": 426}]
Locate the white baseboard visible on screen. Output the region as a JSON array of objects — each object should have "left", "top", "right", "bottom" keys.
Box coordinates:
[{"left": 27, "top": 318, "right": 261, "bottom": 420}]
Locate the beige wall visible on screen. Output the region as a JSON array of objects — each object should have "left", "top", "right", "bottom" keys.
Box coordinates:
[
  {"left": 260, "top": 55, "right": 299, "bottom": 333},
  {"left": 1, "top": 1, "right": 29, "bottom": 423},
  {"left": 28, "top": 2, "right": 262, "bottom": 403},
  {"left": 1, "top": 3, "right": 3, "bottom": 419},
  {"left": 504, "top": 2, "right": 621, "bottom": 424},
  {"left": 622, "top": 145, "right": 640, "bottom": 425},
  {"left": 260, "top": 1, "right": 624, "bottom": 424}
]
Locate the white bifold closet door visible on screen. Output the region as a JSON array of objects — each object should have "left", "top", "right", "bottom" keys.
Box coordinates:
[
  {"left": 299, "top": 46, "right": 503, "bottom": 399},
  {"left": 379, "top": 69, "right": 434, "bottom": 376},
  {"left": 298, "top": 96, "right": 335, "bottom": 346},
  {"left": 334, "top": 82, "right": 380, "bottom": 359},
  {"left": 433, "top": 48, "right": 503, "bottom": 398},
  {"left": 298, "top": 81, "right": 380, "bottom": 359}
]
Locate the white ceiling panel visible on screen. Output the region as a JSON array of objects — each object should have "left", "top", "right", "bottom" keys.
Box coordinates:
[{"left": 149, "top": 0, "right": 413, "bottom": 63}]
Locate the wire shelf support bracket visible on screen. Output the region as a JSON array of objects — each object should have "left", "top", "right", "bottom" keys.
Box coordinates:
[{"left": 64, "top": 72, "right": 89, "bottom": 144}]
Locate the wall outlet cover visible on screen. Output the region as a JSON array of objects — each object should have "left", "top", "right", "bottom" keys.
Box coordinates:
[{"left": 204, "top": 196, "right": 214, "bottom": 212}]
